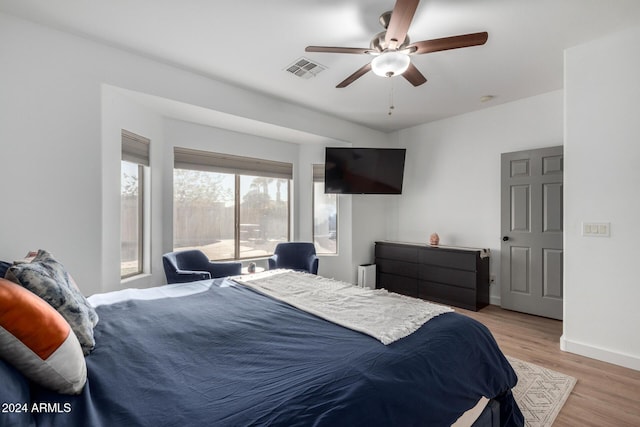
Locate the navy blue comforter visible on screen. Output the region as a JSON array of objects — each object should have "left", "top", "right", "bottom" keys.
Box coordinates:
[{"left": 32, "top": 278, "right": 523, "bottom": 427}]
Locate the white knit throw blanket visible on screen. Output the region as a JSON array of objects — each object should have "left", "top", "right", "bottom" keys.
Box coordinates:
[{"left": 232, "top": 269, "right": 453, "bottom": 345}]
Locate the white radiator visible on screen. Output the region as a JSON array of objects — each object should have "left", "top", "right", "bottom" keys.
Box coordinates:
[{"left": 357, "top": 264, "right": 376, "bottom": 289}]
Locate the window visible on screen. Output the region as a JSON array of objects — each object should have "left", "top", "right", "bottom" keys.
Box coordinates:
[
  {"left": 173, "top": 147, "right": 291, "bottom": 261},
  {"left": 239, "top": 175, "right": 290, "bottom": 259},
  {"left": 313, "top": 164, "right": 338, "bottom": 254},
  {"left": 120, "top": 130, "right": 149, "bottom": 278}
]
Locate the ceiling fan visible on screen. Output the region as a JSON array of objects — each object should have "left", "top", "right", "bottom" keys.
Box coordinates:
[{"left": 305, "top": 0, "right": 488, "bottom": 88}]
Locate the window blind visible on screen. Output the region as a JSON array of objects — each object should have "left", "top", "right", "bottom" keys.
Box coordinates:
[
  {"left": 312, "top": 164, "right": 325, "bottom": 182},
  {"left": 174, "top": 147, "right": 293, "bottom": 180},
  {"left": 121, "top": 130, "right": 150, "bottom": 166}
]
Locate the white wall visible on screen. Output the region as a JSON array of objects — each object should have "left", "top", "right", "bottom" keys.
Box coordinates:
[
  {"left": 0, "top": 14, "right": 103, "bottom": 291},
  {"left": 0, "top": 12, "right": 390, "bottom": 294},
  {"left": 563, "top": 25, "right": 640, "bottom": 370},
  {"left": 391, "top": 91, "right": 564, "bottom": 304}
]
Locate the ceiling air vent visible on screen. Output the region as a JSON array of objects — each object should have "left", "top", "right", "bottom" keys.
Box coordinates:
[{"left": 285, "top": 57, "right": 326, "bottom": 79}]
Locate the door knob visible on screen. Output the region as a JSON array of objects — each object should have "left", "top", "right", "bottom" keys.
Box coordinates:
[{"left": 502, "top": 236, "right": 509, "bottom": 241}]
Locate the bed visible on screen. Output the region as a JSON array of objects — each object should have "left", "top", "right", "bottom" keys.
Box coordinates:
[{"left": 1, "top": 270, "right": 523, "bottom": 427}]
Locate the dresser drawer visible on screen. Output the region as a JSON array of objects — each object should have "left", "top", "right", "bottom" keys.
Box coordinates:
[
  {"left": 418, "top": 281, "right": 477, "bottom": 310},
  {"left": 378, "top": 273, "right": 418, "bottom": 298},
  {"left": 376, "top": 244, "right": 419, "bottom": 263},
  {"left": 418, "top": 265, "right": 477, "bottom": 289},
  {"left": 377, "top": 258, "right": 418, "bottom": 279},
  {"left": 419, "top": 248, "right": 477, "bottom": 271}
]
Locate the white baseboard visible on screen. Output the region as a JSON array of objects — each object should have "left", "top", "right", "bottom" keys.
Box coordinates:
[
  {"left": 560, "top": 335, "right": 640, "bottom": 371},
  {"left": 488, "top": 303, "right": 640, "bottom": 371}
]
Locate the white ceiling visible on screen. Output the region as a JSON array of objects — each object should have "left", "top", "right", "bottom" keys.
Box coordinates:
[{"left": 2, "top": 0, "right": 640, "bottom": 133}]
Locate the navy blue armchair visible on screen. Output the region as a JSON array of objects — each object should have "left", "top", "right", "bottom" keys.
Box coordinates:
[
  {"left": 162, "top": 250, "right": 242, "bottom": 284},
  {"left": 268, "top": 242, "right": 319, "bottom": 274}
]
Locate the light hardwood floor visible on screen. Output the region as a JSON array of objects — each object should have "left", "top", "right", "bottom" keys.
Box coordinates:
[{"left": 457, "top": 305, "right": 640, "bottom": 427}]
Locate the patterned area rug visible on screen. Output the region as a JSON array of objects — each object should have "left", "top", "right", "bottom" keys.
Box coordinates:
[{"left": 508, "top": 356, "right": 577, "bottom": 427}]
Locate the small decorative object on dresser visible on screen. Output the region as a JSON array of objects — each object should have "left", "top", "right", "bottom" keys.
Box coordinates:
[
  {"left": 429, "top": 233, "right": 440, "bottom": 246},
  {"left": 248, "top": 262, "right": 256, "bottom": 274}
]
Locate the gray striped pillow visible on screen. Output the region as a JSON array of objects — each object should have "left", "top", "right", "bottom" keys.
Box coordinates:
[{"left": 5, "top": 250, "right": 99, "bottom": 355}]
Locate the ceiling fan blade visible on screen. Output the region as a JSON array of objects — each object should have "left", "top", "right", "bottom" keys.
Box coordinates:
[
  {"left": 306, "top": 46, "right": 373, "bottom": 55},
  {"left": 402, "top": 63, "right": 427, "bottom": 86},
  {"left": 385, "top": 0, "right": 420, "bottom": 49},
  {"left": 408, "top": 32, "right": 488, "bottom": 55},
  {"left": 336, "top": 63, "right": 372, "bottom": 88}
]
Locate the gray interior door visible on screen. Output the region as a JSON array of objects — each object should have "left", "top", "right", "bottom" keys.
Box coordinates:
[{"left": 500, "top": 146, "right": 563, "bottom": 320}]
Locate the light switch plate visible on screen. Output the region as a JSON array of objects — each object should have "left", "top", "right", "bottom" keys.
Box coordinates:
[{"left": 582, "top": 222, "right": 610, "bottom": 237}]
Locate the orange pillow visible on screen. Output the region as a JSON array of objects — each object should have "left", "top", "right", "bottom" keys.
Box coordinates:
[{"left": 0, "top": 278, "right": 86, "bottom": 394}]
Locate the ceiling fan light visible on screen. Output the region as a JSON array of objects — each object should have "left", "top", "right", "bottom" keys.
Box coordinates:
[{"left": 371, "top": 50, "right": 410, "bottom": 77}]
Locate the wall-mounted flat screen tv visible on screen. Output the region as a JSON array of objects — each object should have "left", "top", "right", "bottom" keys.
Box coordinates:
[{"left": 324, "top": 147, "right": 406, "bottom": 194}]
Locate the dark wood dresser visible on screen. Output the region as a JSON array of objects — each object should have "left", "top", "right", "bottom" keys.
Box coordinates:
[{"left": 375, "top": 241, "right": 490, "bottom": 311}]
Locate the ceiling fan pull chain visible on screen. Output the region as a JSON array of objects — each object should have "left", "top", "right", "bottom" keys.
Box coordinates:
[{"left": 388, "top": 81, "right": 395, "bottom": 116}]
